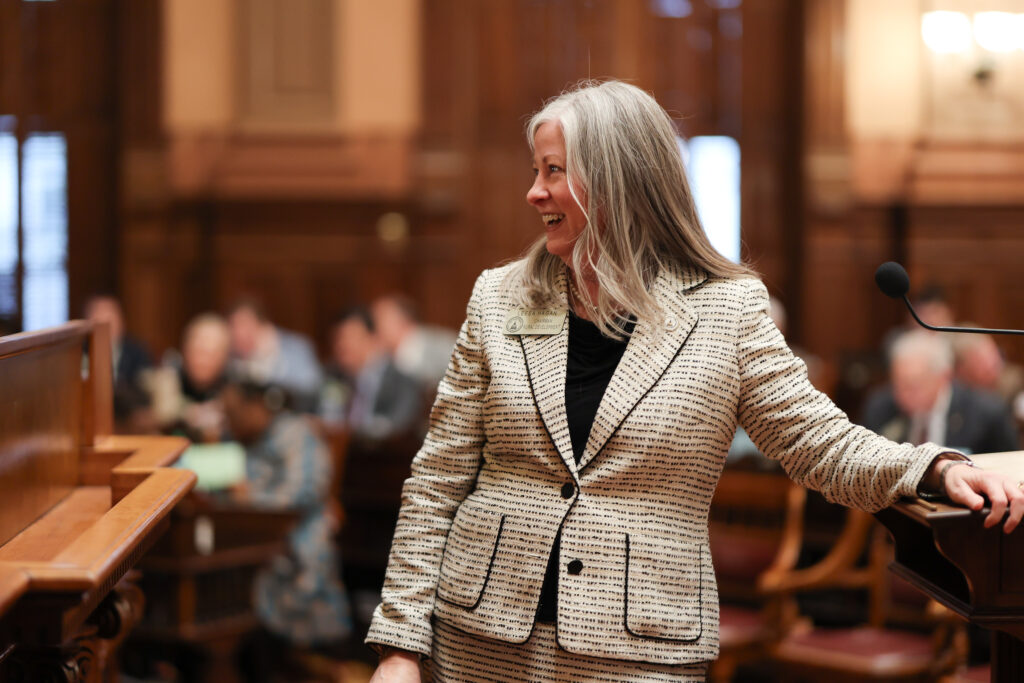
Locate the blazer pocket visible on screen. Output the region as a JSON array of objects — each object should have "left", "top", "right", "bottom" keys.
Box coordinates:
[
  {"left": 436, "top": 500, "right": 506, "bottom": 609},
  {"left": 624, "top": 533, "right": 703, "bottom": 642}
]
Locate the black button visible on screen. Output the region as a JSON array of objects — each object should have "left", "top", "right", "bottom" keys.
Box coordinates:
[
  {"left": 567, "top": 560, "right": 583, "bottom": 575},
  {"left": 561, "top": 482, "right": 575, "bottom": 499}
]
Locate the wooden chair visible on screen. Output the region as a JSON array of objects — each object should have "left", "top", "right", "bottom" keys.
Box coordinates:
[
  {"left": 124, "top": 497, "right": 299, "bottom": 683},
  {"left": 338, "top": 429, "right": 421, "bottom": 641},
  {"left": 708, "top": 466, "right": 807, "bottom": 682},
  {"left": 769, "top": 510, "right": 967, "bottom": 682}
]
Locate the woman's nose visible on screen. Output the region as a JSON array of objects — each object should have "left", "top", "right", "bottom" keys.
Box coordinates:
[{"left": 526, "top": 179, "right": 549, "bottom": 205}]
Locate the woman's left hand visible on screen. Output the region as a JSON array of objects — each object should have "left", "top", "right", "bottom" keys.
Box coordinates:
[{"left": 940, "top": 461, "right": 1024, "bottom": 533}]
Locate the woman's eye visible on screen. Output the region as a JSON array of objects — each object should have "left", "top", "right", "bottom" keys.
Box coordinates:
[{"left": 549, "top": 164, "right": 562, "bottom": 173}]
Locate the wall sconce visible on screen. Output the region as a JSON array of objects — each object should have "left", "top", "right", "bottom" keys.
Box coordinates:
[{"left": 921, "top": 9, "right": 1024, "bottom": 87}]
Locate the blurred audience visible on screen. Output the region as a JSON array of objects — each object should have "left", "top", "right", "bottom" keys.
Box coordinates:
[
  {"left": 227, "top": 299, "right": 322, "bottom": 412},
  {"left": 146, "top": 313, "right": 231, "bottom": 443},
  {"left": 84, "top": 293, "right": 153, "bottom": 426},
  {"left": 321, "top": 307, "right": 421, "bottom": 439},
  {"left": 952, "top": 330, "right": 1024, "bottom": 448},
  {"left": 222, "top": 379, "right": 351, "bottom": 668},
  {"left": 861, "top": 330, "right": 1018, "bottom": 454},
  {"left": 371, "top": 294, "right": 456, "bottom": 393}
]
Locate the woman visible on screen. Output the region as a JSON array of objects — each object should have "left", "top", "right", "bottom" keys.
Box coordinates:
[
  {"left": 366, "top": 81, "right": 1024, "bottom": 682},
  {"left": 147, "top": 313, "right": 232, "bottom": 443},
  {"left": 221, "top": 379, "right": 351, "bottom": 653}
]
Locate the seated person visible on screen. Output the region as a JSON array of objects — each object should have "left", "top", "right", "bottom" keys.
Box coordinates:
[
  {"left": 861, "top": 329, "right": 1018, "bottom": 454},
  {"left": 321, "top": 307, "right": 421, "bottom": 440},
  {"left": 370, "top": 294, "right": 457, "bottom": 393},
  {"left": 227, "top": 299, "right": 323, "bottom": 413},
  {"left": 952, "top": 330, "right": 1024, "bottom": 446},
  {"left": 147, "top": 313, "right": 231, "bottom": 443},
  {"left": 85, "top": 293, "right": 153, "bottom": 427},
  {"left": 222, "top": 378, "right": 351, "bottom": 650}
]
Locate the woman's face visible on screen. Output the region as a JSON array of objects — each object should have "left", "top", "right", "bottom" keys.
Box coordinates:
[{"left": 526, "top": 121, "right": 588, "bottom": 265}]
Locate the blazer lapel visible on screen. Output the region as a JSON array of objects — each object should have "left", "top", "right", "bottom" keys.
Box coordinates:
[
  {"left": 578, "top": 264, "right": 705, "bottom": 471},
  {"left": 518, "top": 269, "right": 578, "bottom": 480}
]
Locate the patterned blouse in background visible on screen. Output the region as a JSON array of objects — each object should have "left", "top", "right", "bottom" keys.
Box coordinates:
[{"left": 245, "top": 413, "right": 351, "bottom": 646}]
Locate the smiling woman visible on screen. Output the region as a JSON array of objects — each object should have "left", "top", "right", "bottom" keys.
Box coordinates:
[
  {"left": 526, "top": 122, "right": 589, "bottom": 265},
  {"left": 364, "top": 80, "right": 1024, "bottom": 683},
  {"left": 512, "top": 80, "right": 751, "bottom": 341}
]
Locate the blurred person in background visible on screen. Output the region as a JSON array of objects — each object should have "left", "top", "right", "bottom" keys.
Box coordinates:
[
  {"left": 227, "top": 298, "right": 323, "bottom": 413},
  {"left": 223, "top": 377, "right": 351, "bottom": 681},
  {"left": 322, "top": 306, "right": 421, "bottom": 439},
  {"left": 371, "top": 294, "right": 457, "bottom": 394},
  {"left": 861, "top": 329, "right": 1018, "bottom": 454},
  {"left": 952, "top": 330, "right": 1024, "bottom": 448},
  {"left": 84, "top": 293, "right": 153, "bottom": 428},
  {"left": 147, "top": 312, "right": 232, "bottom": 443}
]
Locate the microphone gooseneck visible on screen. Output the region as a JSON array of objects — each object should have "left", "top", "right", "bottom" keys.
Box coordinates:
[{"left": 874, "top": 262, "right": 1024, "bottom": 337}]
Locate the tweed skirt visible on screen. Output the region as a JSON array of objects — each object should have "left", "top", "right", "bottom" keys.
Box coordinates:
[{"left": 423, "top": 618, "right": 708, "bottom": 682}]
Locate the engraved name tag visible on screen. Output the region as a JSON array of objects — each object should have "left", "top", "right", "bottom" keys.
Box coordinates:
[{"left": 503, "top": 308, "right": 567, "bottom": 335}]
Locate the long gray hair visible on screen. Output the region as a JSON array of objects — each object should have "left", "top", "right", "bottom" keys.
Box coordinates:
[{"left": 508, "top": 80, "right": 754, "bottom": 338}]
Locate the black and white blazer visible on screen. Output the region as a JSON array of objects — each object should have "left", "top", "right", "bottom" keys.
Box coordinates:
[{"left": 366, "top": 260, "right": 946, "bottom": 665}]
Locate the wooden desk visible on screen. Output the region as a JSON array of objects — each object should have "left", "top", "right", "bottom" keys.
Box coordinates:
[
  {"left": 876, "top": 451, "right": 1024, "bottom": 683},
  {"left": 127, "top": 496, "right": 297, "bottom": 683},
  {"left": 0, "top": 322, "right": 195, "bottom": 681}
]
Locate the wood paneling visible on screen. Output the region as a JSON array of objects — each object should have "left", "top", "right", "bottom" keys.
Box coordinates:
[
  {"left": 0, "top": 334, "right": 82, "bottom": 547},
  {"left": 114, "top": 0, "right": 802, "bottom": 364},
  {"left": 238, "top": 0, "right": 335, "bottom": 129},
  {"left": 741, "top": 0, "right": 804, "bottom": 326},
  {"left": 800, "top": 0, "right": 1024, "bottom": 417},
  {"left": 0, "top": 0, "right": 119, "bottom": 325}
]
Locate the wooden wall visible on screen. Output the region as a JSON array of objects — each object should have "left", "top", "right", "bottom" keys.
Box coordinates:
[
  {"left": 0, "top": 0, "right": 119, "bottom": 325},
  {"left": 23, "top": 0, "right": 1018, "bottom": 407},
  {"left": 114, "top": 0, "right": 805, "bottom": 361},
  {"left": 801, "top": 0, "right": 1024, "bottom": 414}
]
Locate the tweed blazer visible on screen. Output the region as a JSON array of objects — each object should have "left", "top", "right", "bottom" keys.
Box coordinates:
[{"left": 366, "top": 261, "right": 948, "bottom": 666}]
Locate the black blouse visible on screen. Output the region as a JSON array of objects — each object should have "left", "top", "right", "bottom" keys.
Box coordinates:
[{"left": 535, "top": 311, "right": 634, "bottom": 622}]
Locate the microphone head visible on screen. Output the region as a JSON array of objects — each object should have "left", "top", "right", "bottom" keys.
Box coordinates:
[{"left": 875, "top": 262, "right": 910, "bottom": 299}]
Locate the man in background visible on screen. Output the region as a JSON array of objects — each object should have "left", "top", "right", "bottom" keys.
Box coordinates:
[
  {"left": 861, "top": 329, "right": 1018, "bottom": 454},
  {"left": 325, "top": 306, "right": 421, "bottom": 440},
  {"left": 227, "top": 299, "right": 322, "bottom": 412},
  {"left": 85, "top": 294, "right": 153, "bottom": 426},
  {"left": 370, "top": 294, "right": 456, "bottom": 394}
]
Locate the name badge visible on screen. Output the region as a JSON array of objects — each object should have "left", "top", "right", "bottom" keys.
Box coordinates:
[{"left": 504, "top": 308, "right": 567, "bottom": 335}]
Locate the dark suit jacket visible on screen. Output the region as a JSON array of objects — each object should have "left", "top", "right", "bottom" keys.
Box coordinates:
[
  {"left": 861, "top": 381, "right": 1018, "bottom": 455},
  {"left": 326, "top": 359, "right": 422, "bottom": 440},
  {"left": 113, "top": 335, "right": 153, "bottom": 419}
]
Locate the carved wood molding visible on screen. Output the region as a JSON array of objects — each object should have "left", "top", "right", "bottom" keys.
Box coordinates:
[
  {"left": 850, "top": 139, "right": 1024, "bottom": 207},
  {"left": 167, "top": 132, "right": 415, "bottom": 200}
]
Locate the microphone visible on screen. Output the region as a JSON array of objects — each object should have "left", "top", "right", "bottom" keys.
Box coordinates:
[{"left": 874, "top": 262, "right": 1024, "bottom": 336}]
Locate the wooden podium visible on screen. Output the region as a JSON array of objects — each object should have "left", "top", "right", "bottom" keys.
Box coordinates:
[
  {"left": 876, "top": 452, "right": 1024, "bottom": 683},
  {"left": 0, "top": 322, "right": 195, "bottom": 681}
]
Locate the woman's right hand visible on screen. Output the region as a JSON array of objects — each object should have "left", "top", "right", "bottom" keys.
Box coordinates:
[{"left": 369, "top": 649, "right": 421, "bottom": 683}]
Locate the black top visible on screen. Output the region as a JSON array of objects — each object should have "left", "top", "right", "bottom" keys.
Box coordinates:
[{"left": 535, "top": 311, "right": 633, "bottom": 623}]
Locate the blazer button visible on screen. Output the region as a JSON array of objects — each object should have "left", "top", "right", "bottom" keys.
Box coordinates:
[
  {"left": 567, "top": 559, "right": 584, "bottom": 575},
  {"left": 561, "top": 482, "right": 575, "bottom": 499},
  {"left": 665, "top": 315, "right": 679, "bottom": 331}
]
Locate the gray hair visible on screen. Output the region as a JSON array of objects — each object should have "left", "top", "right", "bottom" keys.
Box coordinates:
[
  {"left": 183, "top": 312, "right": 230, "bottom": 349},
  {"left": 890, "top": 330, "right": 954, "bottom": 375},
  {"left": 507, "top": 80, "right": 754, "bottom": 338}
]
